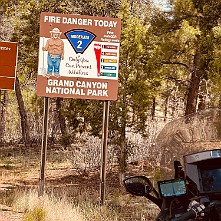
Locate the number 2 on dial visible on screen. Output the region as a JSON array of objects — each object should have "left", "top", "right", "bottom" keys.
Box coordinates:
[{"left": 77, "top": 40, "right": 82, "bottom": 49}]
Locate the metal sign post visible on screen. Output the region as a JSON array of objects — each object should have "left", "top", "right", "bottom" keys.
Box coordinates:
[
  {"left": 100, "top": 100, "right": 110, "bottom": 205},
  {"left": 39, "top": 97, "right": 50, "bottom": 196}
]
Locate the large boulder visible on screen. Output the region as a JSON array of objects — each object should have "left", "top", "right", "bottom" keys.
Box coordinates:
[{"left": 156, "top": 108, "right": 221, "bottom": 179}]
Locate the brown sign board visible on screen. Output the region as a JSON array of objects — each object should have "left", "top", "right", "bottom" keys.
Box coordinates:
[
  {"left": 36, "top": 75, "right": 118, "bottom": 100},
  {"left": 0, "top": 41, "right": 18, "bottom": 90},
  {"left": 36, "top": 12, "right": 121, "bottom": 100}
]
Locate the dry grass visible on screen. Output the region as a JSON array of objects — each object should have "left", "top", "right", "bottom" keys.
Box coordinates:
[
  {"left": 12, "top": 190, "right": 125, "bottom": 221},
  {"left": 13, "top": 190, "right": 85, "bottom": 221}
]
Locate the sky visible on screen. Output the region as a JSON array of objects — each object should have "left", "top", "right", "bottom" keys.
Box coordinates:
[{"left": 151, "top": 0, "right": 171, "bottom": 11}]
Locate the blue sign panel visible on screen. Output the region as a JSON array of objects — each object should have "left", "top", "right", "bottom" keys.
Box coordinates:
[
  {"left": 101, "top": 65, "right": 117, "bottom": 70},
  {"left": 65, "top": 29, "right": 96, "bottom": 54}
]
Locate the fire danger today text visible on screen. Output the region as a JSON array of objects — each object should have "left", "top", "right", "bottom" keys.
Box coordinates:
[
  {"left": 44, "top": 15, "right": 118, "bottom": 28},
  {"left": 46, "top": 79, "right": 108, "bottom": 97}
]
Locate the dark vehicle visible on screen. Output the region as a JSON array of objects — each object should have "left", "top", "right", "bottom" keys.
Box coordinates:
[{"left": 124, "top": 149, "right": 221, "bottom": 221}]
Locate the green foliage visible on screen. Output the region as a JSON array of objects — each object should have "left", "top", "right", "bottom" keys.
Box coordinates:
[
  {"left": 117, "top": 0, "right": 159, "bottom": 135},
  {"left": 23, "top": 207, "right": 46, "bottom": 221},
  {"left": 60, "top": 134, "right": 72, "bottom": 148},
  {"left": 192, "top": 0, "right": 221, "bottom": 31},
  {"left": 150, "top": 0, "right": 221, "bottom": 115},
  {"left": 63, "top": 99, "right": 92, "bottom": 134},
  {"left": 72, "top": 0, "right": 120, "bottom": 17},
  {"left": 0, "top": 163, "right": 15, "bottom": 170}
]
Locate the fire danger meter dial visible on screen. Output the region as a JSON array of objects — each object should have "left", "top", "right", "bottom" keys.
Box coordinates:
[
  {"left": 65, "top": 29, "right": 96, "bottom": 54},
  {"left": 65, "top": 29, "right": 102, "bottom": 76}
]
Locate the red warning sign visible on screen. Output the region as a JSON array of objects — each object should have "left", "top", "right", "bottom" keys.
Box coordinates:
[{"left": 0, "top": 42, "right": 18, "bottom": 90}]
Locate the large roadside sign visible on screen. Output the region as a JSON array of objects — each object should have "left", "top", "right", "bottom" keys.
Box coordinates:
[
  {"left": 36, "top": 12, "right": 121, "bottom": 100},
  {"left": 0, "top": 42, "right": 18, "bottom": 90}
]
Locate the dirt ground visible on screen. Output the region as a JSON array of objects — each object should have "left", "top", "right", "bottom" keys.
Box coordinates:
[
  {"left": 0, "top": 145, "right": 159, "bottom": 221},
  {"left": 0, "top": 168, "right": 103, "bottom": 220},
  {"left": 0, "top": 206, "right": 22, "bottom": 221},
  {"left": 0, "top": 169, "right": 131, "bottom": 221}
]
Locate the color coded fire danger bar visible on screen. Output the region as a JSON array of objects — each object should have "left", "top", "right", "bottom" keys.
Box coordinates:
[
  {"left": 103, "top": 45, "right": 118, "bottom": 49},
  {"left": 102, "top": 52, "right": 117, "bottom": 56},
  {"left": 100, "top": 72, "right": 117, "bottom": 77},
  {"left": 101, "top": 65, "right": 117, "bottom": 70},
  {"left": 101, "top": 59, "right": 117, "bottom": 63}
]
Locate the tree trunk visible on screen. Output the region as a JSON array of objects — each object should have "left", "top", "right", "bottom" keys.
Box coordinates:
[
  {"left": 151, "top": 97, "right": 156, "bottom": 120},
  {"left": 0, "top": 90, "right": 2, "bottom": 142},
  {"left": 56, "top": 98, "right": 70, "bottom": 148},
  {"left": 56, "top": 98, "right": 67, "bottom": 136},
  {"left": 118, "top": 111, "right": 127, "bottom": 185},
  {"left": 219, "top": 94, "right": 221, "bottom": 109},
  {"left": 15, "top": 76, "right": 30, "bottom": 146},
  {"left": 185, "top": 51, "right": 202, "bottom": 116},
  {"left": 0, "top": 90, "right": 8, "bottom": 143},
  {"left": 164, "top": 95, "right": 169, "bottom": 121},
  {"left": 0, "top": 7, "right": 3, "bottom": 23}
]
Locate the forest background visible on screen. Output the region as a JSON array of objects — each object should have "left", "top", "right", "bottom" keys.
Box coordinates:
[{"left": 0, "top": 0, "right": 221, "bottom": 187}]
